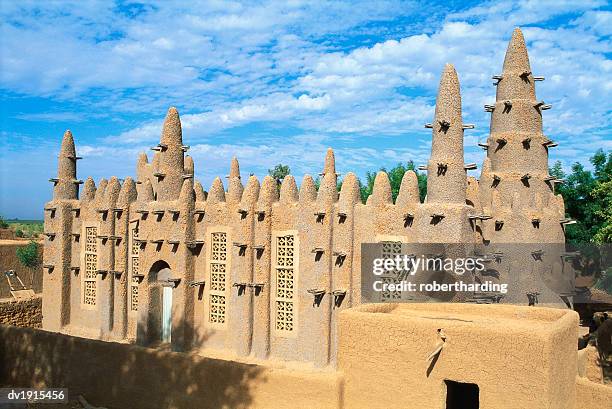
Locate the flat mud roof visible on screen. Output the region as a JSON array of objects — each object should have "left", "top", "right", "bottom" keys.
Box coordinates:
[{"left": 350, "top": 303, "right": 575, "bottom": 331}]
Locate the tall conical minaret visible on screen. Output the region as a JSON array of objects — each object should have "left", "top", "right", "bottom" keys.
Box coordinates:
[
  {"left": 43, "top": 129, "right": 81, "bottom": 332},
  {"left": 479, "top": 28, "right": 564, "bottom": 242},
  {"left": 53, "top": 130, "right": 79, "bottom": 200},
  {"left": 426, "top": 64, "right": 467, "bottom": 204},
  {"left": 156, "top": 107, "right": 185, "bottom": 201}
]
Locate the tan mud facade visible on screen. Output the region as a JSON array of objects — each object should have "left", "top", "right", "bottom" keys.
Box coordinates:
[
  {"left": 1, "top": 307, "right": 609, "bottom": 409},
  {"left": 43, "top": 28, "right": 569, "bottom": 370}
]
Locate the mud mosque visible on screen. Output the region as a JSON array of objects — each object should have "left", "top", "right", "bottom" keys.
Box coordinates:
[{"left": 36, "top": 29, "right": 607, "bottom": 408}]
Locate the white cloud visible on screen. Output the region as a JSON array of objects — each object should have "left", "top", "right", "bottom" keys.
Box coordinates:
[{"left": 1, "top": 0, "right": 611, "bottom": 218}]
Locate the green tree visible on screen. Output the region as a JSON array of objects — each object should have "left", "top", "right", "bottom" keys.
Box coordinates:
[
  {"left": 0, "top": 216, "right": 8, "bottom": 229},
  {"left": 359, "top": 161, "right": 427, "bottom": 204},
  {"left": 551, "top": 149, "right": 612, "bottom": 243},
  {"left": 16, "top": 240, "right": 40, "bottom": 269},
  {"left": 268, "top": 164, "right": 290, "bottom": 184}
]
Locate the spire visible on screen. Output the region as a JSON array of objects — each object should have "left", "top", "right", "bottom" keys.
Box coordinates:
[
  {"left": 396, "top": 170, "right": 420, "bottom": 206},
  {"left": 117, "top": 177, "right": 137, "bottom": 207},
  {"left": 82, "top": 177, "right": 96, "bottom": 202},
  {"left": 138, "top": 152, "right": 149, "bottom": 165},
  {"left": 259, "top": 175, "right": 278, "bottom": 206},
  {"left": 323, "top": 148, "right": 336, "bottom": 175},
  {"left": 179, "top": 178, "right": 195, "bottom": 206},
  {"left": 339, "top": 172, "right": 361, "bottom": 205},
  {"left": 104, "top": 177, "right": 121, "bottom": 206},
  {"left": 502, "top": 28, "right": 531, "bottom": 75},
  {"left": 230, "top": 156, "right": 240, "bottom": 179},
  {"left": 184, "top": 155, "right": 194, "bottom": 176},
  {"left": 227, "top": 177, "right": 244, "bottom": 203},
  {"left": 426, "top": 64, "right": 466, "bottom": 204},
  {"left": 157, "top": 107, "right": 185, "bottom": 201},
  {"left": 279, "top": 175, "right": 299, "bottom": 204},
  {"left": 152, "top": 151, "right": 161, "bottom": 171},
  {"left": 58, "top": 130, "right": 76, "bottom": 179},
  {"left": 53, "top": 130, "right": 78, "bottom": 200},
  {"left": 496, "top": 27, "right": 536, "bottom": 101},
  {"left": 139, "top": 179, "right": 154, "bottom": 202},
  {"left": 137, "top": 152, "right": 148, "bottom": 182},
  {"left": 367, "top": 171, "right": 392, "bottom": 205},
  {"left": 317, "top": 172, "right": 338, "bottom": 205},
  {"left": 160, "top": 107, "right": 183, "bottom": 147},
  {"left": 207, "top": 177, "right": 226, "bottom": 204},
  {"left": 227, "top": 157, "right": 243, "bottom": 203},
  {"left": 430, "top": 64, "right": 463, "bottom": 158},
  {"left": 94, "top": 179, "right": 108, "bottom": 202},
  {"left": 241, "top": 175, "right": 260, "bottom": 206},
  {"left": 194, "top": 180, "right": 207, "bottom": 202},
  {"left": 299, "top": 175, "right": 317, "bottom": 203}
]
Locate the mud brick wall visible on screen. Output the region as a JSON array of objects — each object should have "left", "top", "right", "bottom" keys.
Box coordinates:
[
  {"left": 0, "top": 325, "right": 342, "bottom": 409},
  {"left": 0, "top": 296, "right": 42, "bottom": 328}
]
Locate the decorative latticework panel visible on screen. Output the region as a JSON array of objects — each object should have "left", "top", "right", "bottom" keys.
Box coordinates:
[
  {"left": 209, "top": 294, "right": 226, "bottom": 324},
  {"left": 381, "top": 242, "right": 402, "bottom": 261},
  {"left": 129, "top": 226, "right": 140, "bottom": 311},
  {"left": 130, "top": 280, "right": 139, "bottom": 311},
  {"left": 380, "top": 241, "right": 402, "bottom": 302},
  {"left": 209, "top": 232, "right": 228, "bottom": 324},
  {"left": 84, "top": 281, "right": 96, "bottom": 305},
  {"left": 275, "top": 300, "right": 294, "bottom": 332},
  {"left": 275, "top": 234, "right": 296, "bottom": 333},
  {"left": 85, "top": 253, "right": 97, "bottom": 279},
  {"left": 131, "top": 227, "right": 140, "bottom": 256},
  {"left": 85, "top": 226, "right": 97, "bottom": 253},
  {"left": 83, "top": 227, "right": 98, "bottom": 306},
  {"left": 276, "top": 268, "right": 294, "bottom": 299},
  {"left": 210, "top": 263, "right": 226, "bottom": 292},
  {"left": 381, "top": 277, "right": 402, "bottom": 301},
  {"left": 211, "top": 232, "right": 227, "bottom": 261},
  {"left": 277, "top": 235, "right": 294, "bottom": 267}
]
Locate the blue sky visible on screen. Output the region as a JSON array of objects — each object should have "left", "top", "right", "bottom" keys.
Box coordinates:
[{"left": 1, "top": 0, "right": 611, "bottom": 219}]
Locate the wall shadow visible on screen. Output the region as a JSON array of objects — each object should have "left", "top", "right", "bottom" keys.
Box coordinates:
[{"left": 0, "top": 323, "right": 266, "bottom": 409}]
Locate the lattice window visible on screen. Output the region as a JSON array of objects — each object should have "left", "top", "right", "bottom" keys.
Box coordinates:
[
  {"left": 130, "top": 226, "right": 140, "bottom": 311},
  {"left": 209, "top": 232, "right": 228, "bottom": 324},
  {"left": 275, "top": 234, "right": 296, "bottom": 332},
  {"left": 380, "top": 241, "right": 402, "bottom": 302},
  {"left": 83, "top": 227, "right": 98, "bottom": 305},
  {"left": 209, "top": 294, "right": 226, "bottom": 324},
  {"left": 211, "top": 232, "right": 227, "bottom": 261}
]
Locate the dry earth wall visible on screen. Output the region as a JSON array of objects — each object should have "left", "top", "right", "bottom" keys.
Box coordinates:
[
  {"left": 0, "top": 296, "right": 42, "bottom": 328},
  {"left": 0, "top": 325, "right": 342, "bottom": 409}
]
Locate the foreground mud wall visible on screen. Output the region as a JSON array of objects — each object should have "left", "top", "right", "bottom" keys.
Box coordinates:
[
  {"left": 338, "top": 303, "right": 584, "bottom": 409},
  {"left": 574, "top": 376, "right": 612, "bottom": 409},
  {"left": 0, "top": 296, "right": 42, "bottom": 328},
  {"left": 0, "top": 325, "right": 342, "bottom": 409}
]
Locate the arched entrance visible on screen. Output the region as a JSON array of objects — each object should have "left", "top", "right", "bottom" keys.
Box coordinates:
[{"left": 148, "top": 260, "right": 173, "bottom": 345}]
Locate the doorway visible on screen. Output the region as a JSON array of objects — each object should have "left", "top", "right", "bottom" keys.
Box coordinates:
[
  {"left": 145, "top": 261, "right": 173, "bottom": 346},
  {"left": 162, "top": 285, "right": 172, "bottom": 343},
  {"left": 445, "top": 380, "right": 479, "bottom": 409}
]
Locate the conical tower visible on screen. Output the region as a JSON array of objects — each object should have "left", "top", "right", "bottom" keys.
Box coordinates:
[
  {"left": 426, "top": 64, "right": 468, "bottom": 204},
  {"left": 155, "top": 107, "right": 185, "bottom": 201},
  {"left": 53, "top": 130, "right": 80, "bottom": 200},
  {"left": 479, "top": 28, "right": 564, "bottom": 243},
  {"left": 417, "top": 64, "right": 475, "bottom": 244}
]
